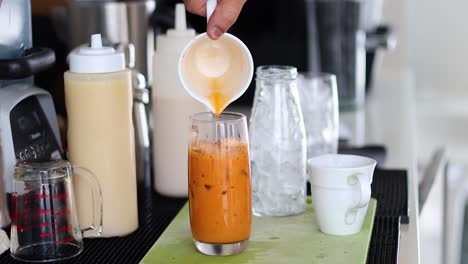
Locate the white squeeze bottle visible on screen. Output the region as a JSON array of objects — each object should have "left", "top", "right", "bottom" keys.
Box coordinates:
[
  {"left": 65, "top": 34, "right": 138, "bottom": 237},
  {"left": 153, "top": 4, "right": 205, "bottom": 197}
]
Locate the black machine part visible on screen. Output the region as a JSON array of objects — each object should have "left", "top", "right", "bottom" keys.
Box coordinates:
[
  {"left": 0, "top": 47, "right": 55, "bottom": 79},
  {"left": 10, "top": 96, "right": 63, "bottom": 162}
]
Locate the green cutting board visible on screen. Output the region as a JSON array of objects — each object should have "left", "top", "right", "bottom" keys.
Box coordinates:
[{"left": 141, "top": 199, "right": 377, "bottom": 264}]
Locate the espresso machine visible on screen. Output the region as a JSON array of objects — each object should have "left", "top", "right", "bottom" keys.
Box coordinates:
[{"left": 0, "top": 0, "right": 63, "bottom": 227}]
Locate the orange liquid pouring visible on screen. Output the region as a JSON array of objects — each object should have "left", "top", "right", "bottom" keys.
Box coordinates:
[{"left": 208, "top": 78, "right": 231, "bottom": 116}]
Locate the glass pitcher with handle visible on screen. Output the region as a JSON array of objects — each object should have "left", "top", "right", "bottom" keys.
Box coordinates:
[{"left": 10, "top": 159, "right": 102, "bottom": 262}]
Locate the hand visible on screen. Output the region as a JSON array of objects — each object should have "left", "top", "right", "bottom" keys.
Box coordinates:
[{"left": 184, "top": 0, "right": 247, "bottom": 40}]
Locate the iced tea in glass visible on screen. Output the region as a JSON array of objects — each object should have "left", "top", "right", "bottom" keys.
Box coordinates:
[{"left": 188, "top": 112, "right": 251, "bottom": 255}]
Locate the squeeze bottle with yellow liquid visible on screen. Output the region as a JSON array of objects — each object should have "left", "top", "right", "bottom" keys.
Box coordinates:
[
  {"left": 64, "top": 34, "right": 138, "bottom": 237},
  {"left": 152, "top": 4, "right": 206, "bottom": 197}
]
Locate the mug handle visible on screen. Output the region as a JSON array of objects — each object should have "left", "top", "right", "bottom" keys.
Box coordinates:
[
  {"left": 352, "top": 173, "right": 371, "bottom": 208},
  {"left": 345, "top": 173, "right": 371, "bottom": 225},
  {"left": 72, "top": 166, "right": 103, "bottom": 238}
]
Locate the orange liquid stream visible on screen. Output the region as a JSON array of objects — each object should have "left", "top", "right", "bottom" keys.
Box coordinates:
[
  {"left": 188, "top": 139, "right": 252, "bottom": 244},
  {"left": 208, "top": 78, "right": 231, "bottom": 116}
]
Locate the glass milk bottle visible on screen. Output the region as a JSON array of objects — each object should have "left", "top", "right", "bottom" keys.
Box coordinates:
[
  {"left": 249, "top": 66, "right": 307, "bottom": 216},
  {"left": 64, "top": 34, "right": 138, "bottom": 237}
]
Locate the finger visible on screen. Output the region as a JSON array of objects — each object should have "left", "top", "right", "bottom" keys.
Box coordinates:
[
  {"left": 184, "top": 0, "right": 207, "bottom": 17},
  {"left": 207, "top": 0, "right": 246, "bottom": 39}
]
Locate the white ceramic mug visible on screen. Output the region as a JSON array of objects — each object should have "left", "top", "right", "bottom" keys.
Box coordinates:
[{"left": 307, "top": 154, "right": 376, "bottom": 236}]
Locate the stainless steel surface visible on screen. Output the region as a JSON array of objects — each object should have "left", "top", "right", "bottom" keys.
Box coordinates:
[
  {"left": 0, "top": 155, "right": 10, "bottom": 228},
  {"left": 0, "top": 0, "right": 34, "bottom": 228},
  {"left": 419, "top": 148, "right": 447, "bottom": 212},
  {"left": 0, "top": 0, "right": 33, "bottom": 88},
  {"left": 444, "top": 163, "right": 468, "bottom": 264},
  {"left": 0, "top": 0, "right": 32, "bottom": 59},
  {"left": 397, "top": 217, "right": 408, "bottom": 262},
  {"left": 132, "top": 71, "right": 151, "bottom": 186},
  {"left": 365, "top": 26, "right": 397, "bottom": 51},
  {"left": 67, "top": 0, "right": 155, "bottom": 83},
  {"left": 116, "top": 40, "right": 152, "bottom": 186}
]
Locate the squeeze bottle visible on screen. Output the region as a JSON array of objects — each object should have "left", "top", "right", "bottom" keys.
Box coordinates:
[
  {"left": 152, "top": 4, "right": 206, "bottom": 197},
  {"left": 65, "top": 34, "right": 138, "bottom": 237}
]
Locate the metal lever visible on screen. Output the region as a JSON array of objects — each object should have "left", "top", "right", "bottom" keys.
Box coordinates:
[
  {"left": 132, "top": 71, "right": 152, "bottom": 187},
  {"left": 365, "top": 25, "right": 397, "bottom": 51},
  {"left": 419, "top": 147, "right": 447, "bottom": 213},
  {"left": 115, "top": 42, "right": 152, "bottom": 187}
]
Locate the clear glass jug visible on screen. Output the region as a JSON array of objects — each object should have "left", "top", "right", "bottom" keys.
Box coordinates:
[
  {"left": 249, "top": 65, "right": 307, "bottom": 216},
  {"left": 10, "top": 159, "right": 102, "bottom": 262}
]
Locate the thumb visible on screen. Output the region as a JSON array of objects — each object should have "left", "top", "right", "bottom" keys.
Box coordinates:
[{"left": 207, "top": 0, "right": 246, "bottom": 40}]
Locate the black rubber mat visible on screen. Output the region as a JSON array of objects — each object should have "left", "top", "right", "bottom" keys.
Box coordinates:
[
  {"left": 0, "top": 169, "right": 407, "bottom": 264},
  {"left": 0, "top": 187, "right": 187, "bottom": 264},
  {"left": 368, "top": 169, "right": 408, "bottom": 264}
]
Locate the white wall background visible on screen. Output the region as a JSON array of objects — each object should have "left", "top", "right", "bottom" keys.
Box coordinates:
[
  {"left": 380, "top": 1, "right": 468, "bottom": 264},
  {"left": 380, "top": 0, "right": 409, "bottom": 70},
  {"left": 380, "top": 0, "right": 468, "bottom": 99},
  {"left": 408, "top": 0, "right": 468, "bottom": 99}
]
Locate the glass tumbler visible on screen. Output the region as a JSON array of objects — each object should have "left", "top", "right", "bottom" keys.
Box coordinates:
[
  {"left": 250, "top": 65, "right": 307, "bottom": 216},
  {"left": 297, "top": 73, "right": 339, "bottom": 159},
  {"left": 188, "top": 112, "right": 252, "bottom": 256},
  {"left": 10, "top": 159, "right": 102, "bottom": 262}
]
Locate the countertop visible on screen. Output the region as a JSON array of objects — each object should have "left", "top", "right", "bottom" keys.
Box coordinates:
[
  {"left": 230, "top": 68, "right": 420, "bottom": 264},
  {"left": 0, "top": 69, "right": 418, "bottom": 264}
]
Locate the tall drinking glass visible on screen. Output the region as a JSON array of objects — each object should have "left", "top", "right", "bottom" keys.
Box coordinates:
[
  {"left": 298, "top": 73, "right": 339, "bottom": 159},
  {"left": 188, "top": 112, "right": 252, "bottom": 256}
]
